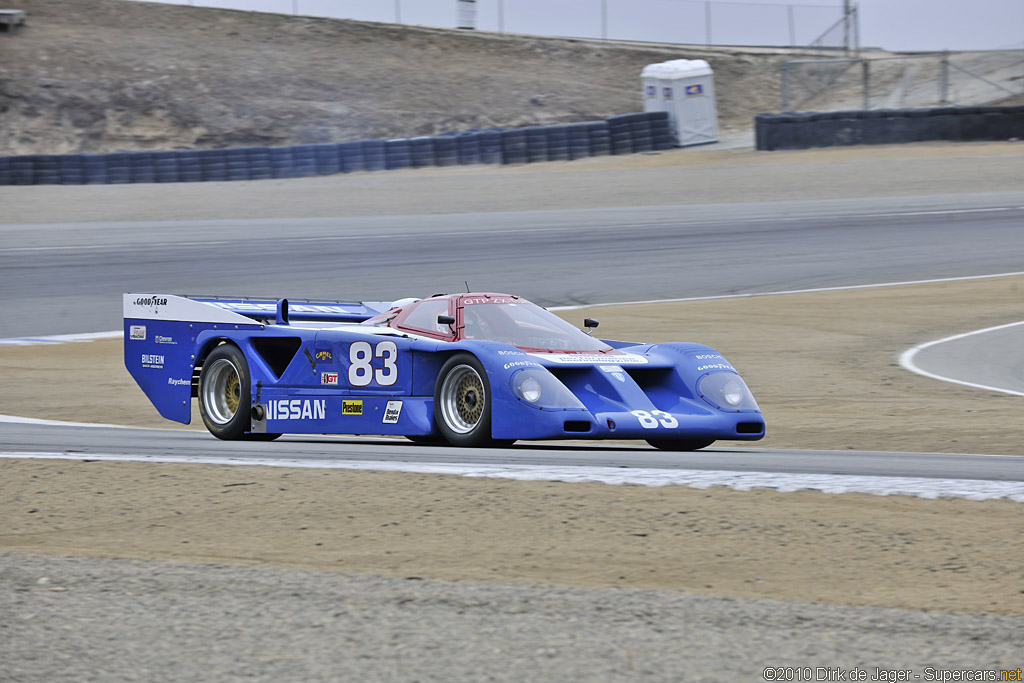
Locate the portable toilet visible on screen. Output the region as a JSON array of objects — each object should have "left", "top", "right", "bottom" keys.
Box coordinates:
[{"left": 641, "top": 59, "right": 718, "bottom": 146}]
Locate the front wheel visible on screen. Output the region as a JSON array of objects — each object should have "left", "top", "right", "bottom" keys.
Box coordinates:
[
  {"left": 646, "top": 438, "right": 715, "bottom": 451},
  {"left": 434, "top": 353, "right": 496, "bottom": 447},
  {"left": 198, "top": 344, "right": 253, "bottom": 440}
]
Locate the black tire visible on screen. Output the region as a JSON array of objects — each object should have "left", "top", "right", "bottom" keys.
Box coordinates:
[
  {"left": 646, "top": 439, "right": 715, "bottom": 451},
  {"left": 434, "top": 353, "right": 496, "bottom": 447},
  {"left": 198, "top": 344, "right": 253, "bottom": 440}
]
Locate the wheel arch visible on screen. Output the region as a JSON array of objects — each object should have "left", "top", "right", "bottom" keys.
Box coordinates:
[{"left": 192, "top": 336, "right": 241, "bottom": 398}]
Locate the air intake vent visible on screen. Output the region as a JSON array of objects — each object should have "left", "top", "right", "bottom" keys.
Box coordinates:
[
  {"left": 253, "top": 337, "right": 302, "bottom": 379},
  {"left": 736, "top": 422, "right": 764, "bottom": 435},
  {"left": 564, "top": 421, "right": 592, "bottom": 433}
]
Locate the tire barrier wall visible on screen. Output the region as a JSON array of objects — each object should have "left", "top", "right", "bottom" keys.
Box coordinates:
[
  {"left": 0, "top": 112, "right": 676, "bottom": 186},
  {"left": 755, "top": 105, "right": 1024, "bottom": 151}
]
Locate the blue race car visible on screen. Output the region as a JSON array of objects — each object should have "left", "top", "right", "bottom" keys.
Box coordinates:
[{"left": 124, "top": 292, "right": 764, "bottom": 449}]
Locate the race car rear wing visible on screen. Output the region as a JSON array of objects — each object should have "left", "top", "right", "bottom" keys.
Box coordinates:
[
  {"left": 124, "top": 293, "right": 393, "bottom": 325},
  {"left": 124, "top": 293, "right": 396, "bottom": 424}
]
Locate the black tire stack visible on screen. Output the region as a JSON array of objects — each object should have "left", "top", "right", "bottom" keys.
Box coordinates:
[{"left": 0, "top": 108, "right": 706, "bottom": 185}]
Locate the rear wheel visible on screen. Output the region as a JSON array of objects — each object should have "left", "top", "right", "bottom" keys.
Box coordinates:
[
  {"left": 646, "top": 438, "right": 715, "bottom": 451},
  {"left": 199, "top": 344, "right": 278, "bottom": 440},
  {"left": 434, "top": 354, "right": 496, "bottom": 447}
]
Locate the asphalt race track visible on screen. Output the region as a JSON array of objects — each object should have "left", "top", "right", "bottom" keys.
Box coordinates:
[
  {"left": 2, "top": 191, "right": 1024, "bottom": 337},
  {"left": 4, "top": 420, "right": 1024, "bottom": 483}
]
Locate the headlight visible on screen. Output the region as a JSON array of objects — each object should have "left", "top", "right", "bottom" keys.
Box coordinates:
[
  {"left": 518, "top": 377, "right": 542, "bottom": 403},
  {"left": 511, "top": 368, "right": 585, "bottom": 410},
  {"left": 722, "top": 378, "right": 744, "bottom": 406},
  {"left": 698, "top": 372, "right": 759, "bottom": 412}
]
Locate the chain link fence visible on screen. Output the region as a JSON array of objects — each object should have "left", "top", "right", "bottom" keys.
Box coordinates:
[
  {"left": 134, "top": 0, "right": 851, "bottom": 50},
  {"left": 780, "top": 50, "right": 1024, "bottom": 112}
]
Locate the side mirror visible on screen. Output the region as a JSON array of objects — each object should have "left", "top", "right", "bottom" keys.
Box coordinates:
[
  {"left": 584, "top": 318, "right": 599, "bottom": 335},
  {"left": 437, "top": 315, "right": 455, "bottom": 326}
]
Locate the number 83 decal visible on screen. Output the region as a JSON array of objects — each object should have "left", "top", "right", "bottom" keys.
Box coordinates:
[
  {"left": 348, "top": 341, "right": 398, "bottom": 387},
  {"left": 630, "top": 409, "right": 679, "bottom": 429}
]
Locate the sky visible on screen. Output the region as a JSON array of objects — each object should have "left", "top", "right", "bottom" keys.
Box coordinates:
[{"left": 146, "top": 0, "right": 1024, "bottom": 52}]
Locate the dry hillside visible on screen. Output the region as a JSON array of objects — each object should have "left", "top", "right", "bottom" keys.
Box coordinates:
[{"left": 0, "top": 0, "right": 784, "bottom": 155}]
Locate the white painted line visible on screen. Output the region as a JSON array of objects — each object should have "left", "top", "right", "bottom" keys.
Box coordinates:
[
  {"left": 550, "top": 271, "right": 1024, "bottom": 310},
  {"left": 0, "top": 330, "right": 122, "bottom": 346},
  {"left": 2, "top": 451, "right": 1021, "bottom": 502},
  {"left": 0, "top": 413, "right": 191, "bottom": 431},
  {"left": 898, "top": 321, "right": 1024, "bottom": 397}
]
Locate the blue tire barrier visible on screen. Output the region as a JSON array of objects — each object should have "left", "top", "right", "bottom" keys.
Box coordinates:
[
  {"left": 151, "top": 151, "right": 180, "bottom": 183},
  {"left": 757, "top": 105, "right": 1024, "bottom": 150},
  {"left": 454, "top": 133, "right": 481, "bottom": 165},
  {"left": 523, "top": 126, "right": 548, "bottom": 163},
  {"left": 290, "top": 144, "right": 318, "bottom": 178},
  {"left": 57, "top": 154, "right": 85, "bottom": 184},
  {"left": 607, "top": 112, "right": 649, "bottom": 128},
  {"left": 269, "top": 146, "right": 294, "bottom": 179},
  {"left": 653, "top": 133, "right": 677, "bottom": 150},
  {"left": 985, "top": 109, "right": 1017, "bottom": 139},
  {"left": 811, "top": 112, "right": 861, "bottom": 147},
  {"left": 567, "top": 123, "right": 592, "bottom": 159},
  {"left": 104, "top": 153, "right": 132, "bottom": 184},
  {"left": 568, "top": 143, "right": 591, "bottom": 160},
  {"left": 223, "top": 147, "right": 253, "bottom": 180},
  {"left": 338, "top": 141, "right": 366, "bottom": 172},
  {"left": 433, "top": 135, "right": 458, "bottom": 167},
  {"left": 566, "top": 123, "right": 590, "bottom": 153},
  {"left": 610, "top": 131, "right": 633, "bottom": 155},
  {"left": 10, "top": 155, "right": 37, "bottom": 185},
  {"left": 125, "top": 152, "right": 154, "bottom": 183},
  {"left": 225, "top": 164, "right": 252, "bottom": 182},
  {"left": 34, "top": 154, "right": 61, "bottom": 184},
  {"left": 225, "top": 145, "right": 252, "bottom": 181},
  {"left": 385, "top": 139, "right": 413, "bottom": 170},
  {"left": 478, "top": 130, "right": 503, "bottom": 164},
  {"left": 198, "top": 149, "right": 228, "bottom": 182},
  {"left": 362, "top": 140, "right": 387, "bottom": 171},
  {"left": 501, "top": 129, "right": 528, "bottom": 164},
  {"left": 586, "top": 121, "right": 611, "bottom": 156},
  {"left": 409, "top": 136, "right": 436, "bottom": 168},
  {"left": 921, "top": 107, "right": 959, "bottom": 143},
  {"left": 856, "top": 109, "right": 893, "bottom": 145},
  {"left": 545, "top": 126, "right": 569, "bottom": 161},
  {"left": 244, "top": 147, "right": 272, "bottom": 180},
  {"left": 313, "top": 143, "right": 340, "bottom": 176},
  {"left": 82, "top": 154, "right": 107, "bottom": 184},
  {"left": 176, "top": 152, "right": 202, "bottom": 183},
  {"left": 632, "top": 135, "right": 654, "bottom": 153},
  {"left": 3, "top": 108, "right": 756, "bottom": 184}
]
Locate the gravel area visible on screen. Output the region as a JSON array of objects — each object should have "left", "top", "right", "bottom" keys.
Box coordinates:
[{"left": 4, "top": 553, "right": 1023, "bottom": 683}]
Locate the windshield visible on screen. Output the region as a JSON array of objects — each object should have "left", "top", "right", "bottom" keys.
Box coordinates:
[{"left": 462, "top": 301, "right": 611, "bottom": 352}]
